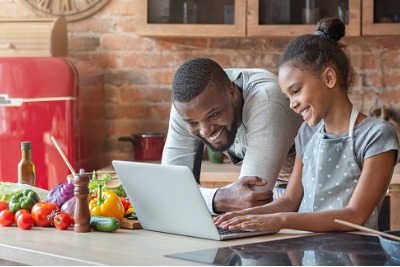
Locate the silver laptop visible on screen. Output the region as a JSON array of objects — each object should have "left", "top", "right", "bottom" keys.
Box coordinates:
[{"left": 112, "top": 160, "right": 277, "bottom": 241}]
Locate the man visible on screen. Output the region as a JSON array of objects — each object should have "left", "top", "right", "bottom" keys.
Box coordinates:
[{"left": 162, "top": 58, "right": 303, "bottom": 214}]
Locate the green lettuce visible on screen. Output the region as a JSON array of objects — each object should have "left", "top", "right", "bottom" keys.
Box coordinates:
[{"left": 0, "top": 182, "right": 49, "bottom": 202}]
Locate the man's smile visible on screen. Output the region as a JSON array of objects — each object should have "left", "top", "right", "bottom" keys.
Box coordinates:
[{"left": 207, "top": 128, "right": 224, "bottom": 143}]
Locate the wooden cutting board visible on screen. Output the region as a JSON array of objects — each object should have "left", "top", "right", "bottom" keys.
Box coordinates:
[{"left": 121, "top": 218, "right": 142, "bottom": 229}]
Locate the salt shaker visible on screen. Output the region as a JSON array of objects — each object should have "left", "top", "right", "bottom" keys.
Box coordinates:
[{"left": 74, "top": 173, "right": 91, "bottom": 232}]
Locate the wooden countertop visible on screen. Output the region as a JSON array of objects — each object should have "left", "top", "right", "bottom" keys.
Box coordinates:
[
  {"left": 204, "top": 161, "right": 400, "bottom": 185},
  {"left": 100, "top": 160, "right": 400, "bottom": 185},
  {"left": 99, "top": 160, "right": 241, "bottom": 184},
  {"left": 0, "top": 227, "right": 311, "bottom": 266},
  {"left": 391, "top": 164, "right": 400, "bottom": 185},
  {"left": 199, "top": 160, "right": 240, "bottom": 183}
]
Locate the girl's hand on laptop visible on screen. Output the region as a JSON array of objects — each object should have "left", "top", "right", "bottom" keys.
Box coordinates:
[
  {"left": 214, "top": 211, "right": 245, "bottom": 226},
  {"left": 216, "top": 214, "right": 281, "bottom": 232}
]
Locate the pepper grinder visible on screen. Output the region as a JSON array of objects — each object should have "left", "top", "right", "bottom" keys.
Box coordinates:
[{"left": 74, "top": 173, "right": 91, "bottom": 232}]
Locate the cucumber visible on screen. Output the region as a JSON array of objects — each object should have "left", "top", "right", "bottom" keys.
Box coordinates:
[{"left": 90, "top": 215, "right": 120, "bottom": 232}]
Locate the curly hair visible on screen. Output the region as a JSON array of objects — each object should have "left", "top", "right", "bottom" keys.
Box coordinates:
[
  {"left": 279, "top": 17, "right": 355, "bottom": 92},
  {"left": 172, "top": 58, "right": 230, "bottom": 102}
]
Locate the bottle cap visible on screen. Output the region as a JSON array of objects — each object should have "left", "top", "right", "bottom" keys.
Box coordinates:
[{"left": 21, "top": 141, "right": 32, "bottom": 150}]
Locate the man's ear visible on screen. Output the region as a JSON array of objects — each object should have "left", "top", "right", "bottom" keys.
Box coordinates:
[
  {"left": 324, "top": 67, "right": 337, "bottom": 88},
  {"left": 229, "top": 81, "right": 237, "bottom": 99}
]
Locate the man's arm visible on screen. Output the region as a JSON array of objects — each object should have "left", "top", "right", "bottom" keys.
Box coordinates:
[{"left": 239, "top": 90, "right": 302, "bottom": 190}]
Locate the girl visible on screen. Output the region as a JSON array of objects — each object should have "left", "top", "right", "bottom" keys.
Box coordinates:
[{"left": 214, "top": 17, "right": 399, "bottom": 232}]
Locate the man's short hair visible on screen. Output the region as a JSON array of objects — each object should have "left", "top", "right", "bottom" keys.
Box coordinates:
[{"left": 172, "top": 58, "right": 230, "bottom": 103}]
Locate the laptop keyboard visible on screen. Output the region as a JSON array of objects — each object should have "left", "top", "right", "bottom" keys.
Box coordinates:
[{"left": 218, "top": 227, "right": 249, "bottom": 236}]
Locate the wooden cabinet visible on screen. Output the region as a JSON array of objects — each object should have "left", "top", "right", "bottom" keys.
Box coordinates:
[
  {"left": 247, "top": 0, "right": 361, "bottom": 37},
  {"left": 137, "top": 0, "right": 246, "bottom": 37},
  {"left": 137, "top": 0, "right": 363, "bottom": 37},
  {"left": 0, "top": 17, "right": 67, "bottom": 57},
  {"left": 362, "top": 0, "right": 400, "bottom": 36}
]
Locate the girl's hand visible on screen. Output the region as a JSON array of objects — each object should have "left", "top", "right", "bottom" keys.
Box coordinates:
[
  {"left": 217, "top": 214, "right": 282, "bottom": 232},
  {"left": 214, "top": 211, "right": 245, "bottom": 226}
]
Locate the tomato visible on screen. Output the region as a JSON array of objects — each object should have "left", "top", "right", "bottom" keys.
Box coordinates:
[
  {"left": 52, "top": 212, "right": 72, "bottom": 230},
  {"left": 14, "top": 209, "right": 30, "bottom": 222},
  {"left": 0, "top": 210, "right": 14, "bottom": 227},
  {"left": 17, "top": 213, "right": 34, "bottom": 230},
  {"left": 31, "top": 202, "right": 59, "bottom": 227},
  {"left": 119, "top": 196, "right": 131, "bottom": 213},
  {"left": 0, "top": 201, "right": 8, "bottom": 212}
]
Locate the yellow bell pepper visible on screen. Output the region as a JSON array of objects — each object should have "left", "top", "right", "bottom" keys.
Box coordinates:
[{"left": 89, "top": 185, "right": 125, "bottom": 221}]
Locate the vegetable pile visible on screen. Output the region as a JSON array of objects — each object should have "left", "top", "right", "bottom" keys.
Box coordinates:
[{"left": 0, "top": 172, "right": 134, "bottom": 233}]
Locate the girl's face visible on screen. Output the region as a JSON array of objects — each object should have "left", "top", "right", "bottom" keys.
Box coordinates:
[{"left": 279, "top": 64, "right": 331, "bottom": 127}]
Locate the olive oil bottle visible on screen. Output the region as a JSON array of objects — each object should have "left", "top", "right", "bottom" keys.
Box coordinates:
[{"left": 18, "top": 141, "right": 36, "bottom": 186}]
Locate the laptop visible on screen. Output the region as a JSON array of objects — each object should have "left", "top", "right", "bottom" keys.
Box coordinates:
[{"left": 112, "top": 160, "right": 277, "bottom": 241}]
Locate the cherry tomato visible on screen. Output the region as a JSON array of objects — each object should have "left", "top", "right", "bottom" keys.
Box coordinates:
[
  {"left": 0, "top": 201, "right": 8, "bottom": 212},
  {"left": 52, "top": 212, "right": 72, "bottom": 230},
  {"left": 17, "top": 213, "right": 34, "bottom": 230},
  {"left": 0, "top": 210, "right": 14, "bottom": 227},
  {"left": 31, "top": 202, "right": 59, "bottom": 227},
  {"left": 14, "top": 209, "right": 30, "bottom": 222}
]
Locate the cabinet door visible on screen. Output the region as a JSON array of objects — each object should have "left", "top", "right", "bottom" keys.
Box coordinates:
[
  {"left": 137, "top": 0, "right": 246, "bottom": 37},
  {"left": 362, "top": 0, "right": 400, "bottom": 36},
  {"left": 247, "top": 0, "right": 361, "bottom": 37}
]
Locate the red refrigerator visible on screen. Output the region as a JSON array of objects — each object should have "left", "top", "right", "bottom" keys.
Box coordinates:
[{"left": 0, "top": 57, "right": 105, "bottom": 190}]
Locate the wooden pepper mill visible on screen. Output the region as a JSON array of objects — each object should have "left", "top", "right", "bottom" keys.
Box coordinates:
[{"left": 74, "top": 173, "right": 91, "bottom": 232}]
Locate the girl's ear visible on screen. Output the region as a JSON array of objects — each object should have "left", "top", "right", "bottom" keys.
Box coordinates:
[{"left": 323, "top": 67, "right": 337, "bottom": 89}]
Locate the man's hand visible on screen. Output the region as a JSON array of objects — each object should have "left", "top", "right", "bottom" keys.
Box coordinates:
[{"left": 213, "top": 176, "right": 273, "bottom": 213}]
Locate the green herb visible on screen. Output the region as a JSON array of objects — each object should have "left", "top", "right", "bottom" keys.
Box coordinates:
[{"left": 88, "top": 172, "right": 127, "bottom": 198}]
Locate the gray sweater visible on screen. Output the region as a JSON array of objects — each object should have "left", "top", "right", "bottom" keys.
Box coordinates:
[{"left": 162, "top": 68, "right": 303, "bottom": 213}]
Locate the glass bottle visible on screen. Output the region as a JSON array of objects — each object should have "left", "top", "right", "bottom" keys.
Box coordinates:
[{"left": 18, "top": 141, "right": 36, "bottom": 186}]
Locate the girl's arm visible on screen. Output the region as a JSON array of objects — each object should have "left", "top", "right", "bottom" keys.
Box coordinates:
[
  {"left": 217, "top": 150, "right": 397, "bottom": 232},
  {"left": 221, "top": 150, "right": 397, "bottom": 232}
]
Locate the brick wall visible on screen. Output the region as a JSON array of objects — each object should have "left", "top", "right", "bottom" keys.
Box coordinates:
[{"left": 2, "top": 0, "right": 400, "bottom": 167}]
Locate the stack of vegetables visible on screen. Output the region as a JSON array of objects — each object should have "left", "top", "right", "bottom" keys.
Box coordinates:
[{"left": 0, "top": 171, "right": 134, "bottom": 232}]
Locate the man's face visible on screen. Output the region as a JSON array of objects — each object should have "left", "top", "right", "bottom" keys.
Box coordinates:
[{"left": 174, "top": 83, "right": 240, "bottom": 152}]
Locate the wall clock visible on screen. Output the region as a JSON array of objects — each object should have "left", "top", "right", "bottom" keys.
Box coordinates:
[{"left": 21, "top": 0, "right": 110, "bottom": 22}]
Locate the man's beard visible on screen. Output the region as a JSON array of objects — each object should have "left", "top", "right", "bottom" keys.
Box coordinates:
[{"left": 200, "top": 104, "right": 239, "bottom": 152}]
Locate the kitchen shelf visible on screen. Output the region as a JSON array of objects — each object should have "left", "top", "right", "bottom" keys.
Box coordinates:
[
  {"left": 247, "top": 0, "right": 361, "bottom": 37},
  {"left": 362, "top": 0, "right": 400, "bottom": 36},
  {"left": 137, "top": 0, "right": 246, "bottom": 37}
]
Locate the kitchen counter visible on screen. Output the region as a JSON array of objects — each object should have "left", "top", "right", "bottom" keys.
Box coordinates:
[
  {"left": 390, "top": 164, "right": 400, "bottom": 229},
  {"left": 0, "top": 227, "right": 312, "bottom": 265},
  {"left": 98, "top": 161, "right": 241, "bottom": 188},
  {"left": 391, "top": 163, "right": 400, "bottom": 184}
]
